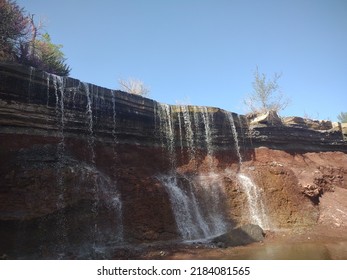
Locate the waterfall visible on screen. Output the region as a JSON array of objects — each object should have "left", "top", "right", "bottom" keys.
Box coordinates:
[
  {"left": 111, "top": 90, "right": 117, "bottom": 143},
  {"left": 201, "top": 107, "right": 214, "bottom": 168},
  {"left": 111, "top": 90, "right": 118, "bottom": 162},
  {"left": 177, "top": 109, "right": 184, "bottom": 154},
  {"left": 157, "top": 104, "right": 228, "bottom": 241},
  {"left": 83, "top": 83, "right": 96, "bottom": 164},
  {"left": 159, "top": 173, "right": 227, "bottom": 240},
  {"left": 109, "top": 92, "right": 123, "bottom": 242},
  {"left": 80, "top": 165, "right": 124, "bottom": 243},
  {"left": 46, "top": 74, "right": 50, "bottom": 107},
  {"left": 157, "top": 103, "right": 176, "bottom": 169},
  {"left": 237, "top": 174, "right": 270, "bottom": 230},
  {"left": 194, "top": 173, "right": 228, "bottom": 236},
  {"left": 226, "top": 111, "right": 243, "bottom": 165},
  {"left": 52, "top": 74, "right": 67, "bottom": 257},
  {"left": 52, "top": 75, "right": 66, "bottom": 195},
  {"left": 226, "top": 111, "right": 271, "bottom": 229},
  {"left": 81, "top": 83, "right": 125, "bottom": 252},
  {"left": 237, "top": 114, "right": 245, "bottom": 147},
  {"left": 201, "top": 108, "right": 211, "bottom": 151},
  {"left": 180, "top": 105, "right": 195, "bottom": 161},
  {"left": 158, "top": 175, "right": 210, "bottom": 240}
]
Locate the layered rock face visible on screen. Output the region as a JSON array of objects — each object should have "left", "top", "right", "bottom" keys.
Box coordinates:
[{"left": 0, "top": 63, "right": 346, "bottom": 259}]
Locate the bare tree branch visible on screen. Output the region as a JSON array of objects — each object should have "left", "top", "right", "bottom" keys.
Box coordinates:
[{"left": 118, "top": 78, "right": 149, "bottom": 96}]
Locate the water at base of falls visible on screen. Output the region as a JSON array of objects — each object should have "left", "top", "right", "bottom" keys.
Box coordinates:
[{"left": 158, "top": 172, "right": 228, "bottom": 241}]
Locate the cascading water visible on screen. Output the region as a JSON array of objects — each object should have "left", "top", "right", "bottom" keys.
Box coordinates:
[
  {"left": 199, "top": 107, "right": 227, "bottom": 235},
  {"left": 46, "top": 74, "right": 50, "bottom": 107},
  {"left": 111, "top": 90, "right": 118, "bottom": 162},
  {"left": 193, "top": 173, "right": 228, "bottom": 235},
  {"left": 157, "top": 104, "right": 228, "bottom": 241},
  {"left": 201, "top": 108, "right": 213, "bottom": 154},
  {"left": 177, "top": 109, "right": 184, "bottom": 154},
  {"left": 51, "top": 74, "right": 68, "bottom": 257},
  {"left": 237, "top": 114, "right": 246, "bottom": 148},
  {"left": 44, "top": 81, "right": 123, "bottom": 255},
  {"left": 201, "top": 107, "right": 214, "bottom": 169},
  {"left": 226, "top": 112, "right": 243, "bottom": 165},
  {"left": 83, "top": 83, "right": 96, "bottom": 164},
  {"left": 111, "top": 90, "right": 117, "bottom": 144},
  {"left": 237, "top": 174, "right": 270, "bottom": 229},
  {"left": 226, "top": 112, "right": 271, "bottom": 230},
  {"left": 156, "top": 103, "right": 177, "bottom": 171},
  {"left": 83, "top": 83, "right": 102, "bottom": 252},
  {"left": 180, "top": 105, "right": 195, "bottom": 161},
  {"left": 158, "top": 175, "right": 210, "bottom": 240},
  {"left": 157, "top": 103, "right": 204, "bottom": 239},
  {"left": 79, "top": 164, "right": 124, "bottom": 243},
  {"left": 158, "top": 172, "right": 228, "bottom": 241},
  {"left": 81, "top": 83, "right": 124, "bottom": 252}
]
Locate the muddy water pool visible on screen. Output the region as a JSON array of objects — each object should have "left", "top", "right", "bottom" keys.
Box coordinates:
[{"left": 163, "top": 240, "right": 347, "bottom": 260}]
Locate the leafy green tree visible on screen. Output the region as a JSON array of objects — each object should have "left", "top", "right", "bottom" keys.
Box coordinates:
[
  {"left": 244, "top": 67, "right": 290, "bottom": 114},
  {"left": 0, "top": 0, "right": 70, "bottom": 76},
  {"left": 28, "top": 33, "right": 71, "bottom": 76},
  {"left": 0, "top": 0, "right": 29, "bottom": 61},
  {"left": 337, "top": 112, "right": 347, "bottom": 123}
]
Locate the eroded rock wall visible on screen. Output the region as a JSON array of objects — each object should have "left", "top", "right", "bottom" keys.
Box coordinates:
[{"left": 1, "top": 63, "right": 346, "bottom": 259}]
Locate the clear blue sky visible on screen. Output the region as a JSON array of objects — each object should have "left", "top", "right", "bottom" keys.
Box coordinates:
[{"left": 17, "top": 0, "right": 347, "bottom": 121}]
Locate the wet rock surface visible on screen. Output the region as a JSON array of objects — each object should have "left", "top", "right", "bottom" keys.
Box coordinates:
[{"left": 1, "top": 63, "right": 347, "bottom": 259}]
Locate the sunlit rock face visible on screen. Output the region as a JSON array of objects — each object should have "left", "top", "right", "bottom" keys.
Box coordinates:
[{"left": 0, "top": 63, "right": 346, "bottom": 259}]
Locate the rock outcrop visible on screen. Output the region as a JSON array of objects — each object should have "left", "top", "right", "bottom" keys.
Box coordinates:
[
  {"left": 212, "top": 224, "right": 265, "bottom": 248},
  {"left": 248, "top": 112, "right": 347, "bottom": 152},
  {"left": 1, "top": 63, "right": 346, "bottom": 259}
]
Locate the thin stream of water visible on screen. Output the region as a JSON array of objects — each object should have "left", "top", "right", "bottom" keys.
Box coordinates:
[{"left": 226, "top": 111, "right": 271, "bottom": 230}]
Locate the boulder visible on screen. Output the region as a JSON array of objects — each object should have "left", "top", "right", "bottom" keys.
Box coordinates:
[
  {"left": 212, "top": 224, "right": 264, "bottom": 247},
  {"left": 342, "top": 123, "right": 347, "bottom": 141},
  {"left": 316, "top": 120, "right": 333, "bottom": 130},
  {"left": 283, "top": 117, "right": 332, "bottom": 131},
  {"left": 305, "top": 119, "right": 332, "bottom": 130},
  {"left": 283, "top": 116, "right": 306, "bottom": 127},
  {"left": 301, "top": 184, "right": 323, "bottom": 198},
  {"left": 250, "top": 110, "right": 282, "bottom": 126},
  {"left": 332, "top": 122, "right": 342, "bottom": 132}
]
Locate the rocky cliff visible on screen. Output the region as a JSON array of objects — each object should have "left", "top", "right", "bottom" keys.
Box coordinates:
[{"left": 1, "top": 63, "right": 346, "bottom": 259}]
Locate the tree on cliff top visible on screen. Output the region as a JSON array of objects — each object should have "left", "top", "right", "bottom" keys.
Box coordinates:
[
  {"left": 337, "top": 112, "right": 347, "bottom": 123},
  {"left": 19, "top": 31, "right": 71, "bottom": 76},
  {"left": 0, "top": 0, "right": 70, "bottom": 76},
  {"left": 118, "top": 78, "right": 150, "bottom": 96},
  {"left": 244, "top": 67, "right": 290, "bottom": 115},
  {"left": 0, "top": 0, "right": 29, "bottom": 60}
]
